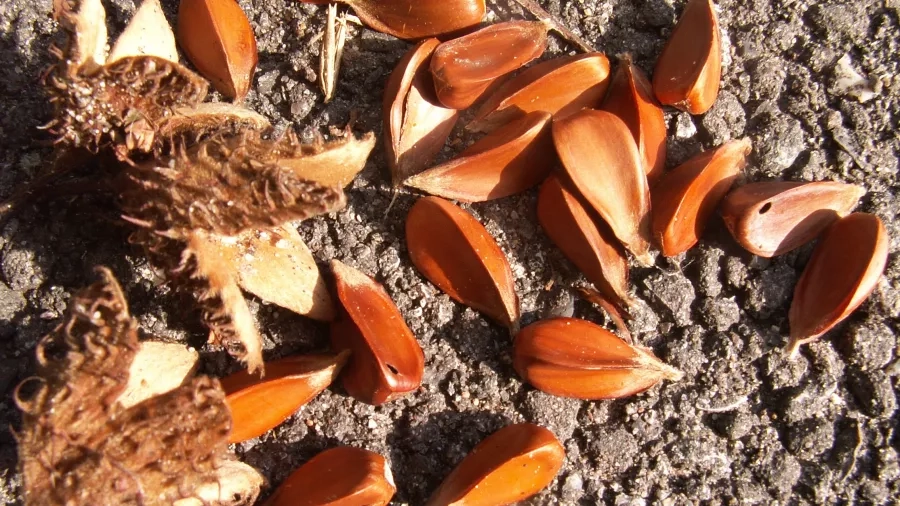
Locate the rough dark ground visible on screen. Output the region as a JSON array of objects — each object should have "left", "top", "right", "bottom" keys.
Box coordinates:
[{"left": 0, "top": 0, "right": 899, "bottom": 504}]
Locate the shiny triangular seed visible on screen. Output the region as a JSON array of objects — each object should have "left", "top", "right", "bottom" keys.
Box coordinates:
[
  {"left": 552, "top": 109, "right": 653, "bottom": 265},
  {"left": 384, "top": 38, "right": 458, "bottom": 187},
  {"left": 720, "top": 181, "right": 865, "bottom": 257},
  {"left": 537, "top": 175, "right": 632, "bottom": 312},
  {"left": 513, "top": 317, "right": 683, "bottom": 399},
  {"left": 108, "top": 0, "right": 178, "bottom": 64},
  {"left": 406, "top": 197, "right": 520, "bottom": 330},
  {"left": 300, "top": 0, "right": 486, "bottom": 40},
  {"left": 652, "top": 138, "right": 751, "bottom": 257},
  {"left": 266, "top": 447, "right": 396, "bottom": 506},
  {"left": 469, "top": 52, "right": 611, "bottom": 133},
  {"left": 787, "top": 213, "right": 889, "bottom": 359},
  {"left": 405, "top": 111, "right": 554, "bottom": 202},
  {"left": 221, "top": 350, "right": 350, "bottom": 443},
  {"left": 426, "top": 423, "right": 565, "bottom": 506},
  {"left": 330, "top": 260, "right": 425, "bottom": 405},
  {"left": 602, "top": 54, "right": 667, "bottom": 184},
  {"left": 177, "top": 0, "right": 258, "bottom": 101},
  {"left": 431, "top": 21, "right": 549, "bottom": 110},
  {"left": 652, "top": 0, "right": 721, "bottom": 114},
  {"left": 116, "top": 341, "right": 200, "bottom": 409}
]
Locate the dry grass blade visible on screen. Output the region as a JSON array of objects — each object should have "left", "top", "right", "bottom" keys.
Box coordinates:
[
  {"left": 221, "top": 351, "right": 350, "bottom": 442},
  {"left": 406, "top": 197, "right": 520, "bottom": 331},
  {"left": 720, "top": 181, "right": 865, "bottom": 257},
  {"left": 426, "top": 423, "right": 565, "bottom": 506},
  {"left": 513, "top": 317, "right": 683, "bottom": 399},
  {"left": 552, "top": 109, "right": 653, "bottom": 265},
  {"left": 787, "top": 213, "right": 889, "bottom": 359},
  {"left": 652, "top": 138, "right": 751, "bottom": 257},
  {"left": 384, "top": 38, "right": 458, "bottom": 187},
  {"left": 108, "top": 0, "right": 178, "bottom": 63},
  {"left": 470, "top": 52, "right": 611, "bottom": 133},
  {"left": 652, "top": 0, "right": 721, "bottom": 114},
  {"left": 405, "top": 111, "right": 554, "bottom": 202},
  {"left": 330, "top": 260, "right": 425, "bottom": 405}
]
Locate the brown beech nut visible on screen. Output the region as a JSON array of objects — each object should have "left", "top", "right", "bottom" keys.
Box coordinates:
[
  {"left": 469, "top": 52, "right": 611, "bottom": 133},
  {"left": 720, "top": 181, "right": 865, "bottom": 257},
  {"left": 513, "top": 317, "right": 683, "bottom": 399},
  {"left": 431, "top": 21, "right": 549, "bottom": 110},
  {"left": 298, "top": 0, "right": 486, "bottom": 40},
  {"left": 652, "top": 0, "right": 721, "bottom": 114},
  {"left": 404, "top": 111, "right": 554, "bottom": 202},
  {"left": 177, "top": 0, "right": 258, "bottom": 101},
  {"left": 221, "top": 351, "right": 349, "bottom": 443},
  {"left": 384, "top": 38, "right": 459, "bottom": 187},
  {"left": 426, "top": 423, "right": 565, "bottom": 506},
  {"left": 265, "top": 446, "right": 396, "bottom": 506},
  {"left": 652, "top": 138, "right": 751, "bottom": 257},
  {"left": 602, "top": 54, "right": 667, "bottom": 185},
  {"left": 406, "top": 196, "right": 520, "bottom": 331},
  {"left": 552, "top": 109, "right": 653, "bottom": 265},
  {"left": 787, "top": 213, "right": 889, "bottom": 359},
  {"left": 537, "top": 174, "right": 632, "bottom": 312},
  {"left": 330, "top": 260, "right": 425, "bottom": 405}
]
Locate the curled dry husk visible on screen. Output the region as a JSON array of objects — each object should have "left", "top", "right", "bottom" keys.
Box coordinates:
[
  {"left": 426, "top": 423, "right": 565, "bottom": 506},
  {"left": 602, "top": 54, "right": 667, "bottom": 184},
  {"left": 431, "top": 21, "right": 549, "bottom": 110},
  {"left": 406, "top": 197, "right": 520, "bottom": 331},
  {"left": 513, "top": 317, "right": 683, "bottom": 399},
  {"left": 652, "top": 138, "right": 751, "bottom": 257},
  {"left": 552, "top": 109, "right": 653, "bottom": 265},
  {"left": 384, "top": 38, "right": 458, "bottom": 186},
  {"left": 652, "top": 0, "right": 721, "bottom": 114},
  {"left": 266, "top": 447, "right": 396, "bottom": 506},
  {"left": 177, "top": 0, "right": 258, "bottom": 101},
  {"left": 537, "top": 175, "right": 632, "bottom": 313},
  {"left": 300, "top": 0, "right": 486, "bottom": 40},
  {"left": 221, "top": 351, "right": 349, "bottom": 442},
  {"left": 720, "top": 180, "right": 865, "bottom": 257},
  {"left": 14, "top": 268, "right": 263, "bottom": 506},
  {"left": 330, "top": 260, "right": 425, "bottom": 405},
  {"left": 405, "top": 111, "right": 554, "bottom": 202},
  {"left": 787, "top": 213, "right": 889, "bottom": 358},
  {"left": 469, "top": 52, "right": 611, "bottom": 133}
]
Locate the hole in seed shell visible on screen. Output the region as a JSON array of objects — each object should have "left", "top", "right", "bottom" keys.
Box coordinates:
[
  {"left": 386, "top": 363, "right": 399, "bottom": 374},
  {"left": 759, "top": 202, "right": 772, "bottom": 214}
]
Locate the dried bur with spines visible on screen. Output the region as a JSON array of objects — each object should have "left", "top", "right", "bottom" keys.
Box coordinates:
[
  {"left": 652, "top": 0, "right": 721, "bottom": 114},
  {"left": 15, "top": 268, "right": 264, "bottom": 506},
  {"left": 406, "top": 196, "right": 520, "bottom": 331},
  {"left": 426, "top": 423, "right": 565, "bottom": 506},
  {"left": 720, "top": 180, "right": 865, "bottom": 257},
  {"left": 787, "top": 213, "right": 889, "bottom": 358},
  {"left": 221, "top": 351, "right": 350, "bottom": 443},
  {"left": 652, "top": 138, "right": 751, "bottom": 257},
  {"left": 266, "top": 446, "right": 396, "bottom": 506},
  {"left": 513, "top": 317, "right": 683, "bottom": 399},
  {"left": 330, "top": 259, "right": 425, "bottom": 405}
]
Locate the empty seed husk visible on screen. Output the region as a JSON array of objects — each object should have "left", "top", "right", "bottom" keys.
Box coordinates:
[
  {"left": 221, "top": 351, "right": 349, "bottom": 443},
  {"left": 787, "top": 213, "right": 889, "bottom": 359},
  {"left": 300, "top": 0, "right": 486, "bottom": 40},
  {"left": 431, "top": 21, "right": 549, "bottom": 110},
  {"left": 537, "top": 174, "right": 632, "bottom": 312},
  {"left": 406, "top": 196, "right": 520, "bottom": 331},
  {"left": 177, "top": 0, "right": 258, "bottom": 101},
  {"left": 330, "top": 259, "right": 425, "bottom": 405},
  {"left": 266, "top": 446, "right": 396, "bottom": 506},
  {"left": 469, "top": 52, "right": 611, "bottom": 133},
  {"left": 404, "top": 111, "right": 554, "bottom": 202},
  {"left": 652, "top": 0, "right": 721, "bottom": 114},
  {"left": 116, "top": 341, "right": 199, "bottom": 409},
  {"left": 426, "top": 423, "right": 565, "bottom": 506},
  {"left": 552, "top": 109, "right": 653, "bottom": 265},
  {"left": 720, "top": 180, "right": 865, "bottom": 257},
  {"left": 384, "top": 38, "right": 458, "bottom": 187},
  {"left": 108, "top": 0, "right": 178, "bottom": 64},
  {"left": 513, "top": 317, "right": 683, "bottom": 399},
  {"left": 602, "top": 54, "right": 667, "bottom": 184}
]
